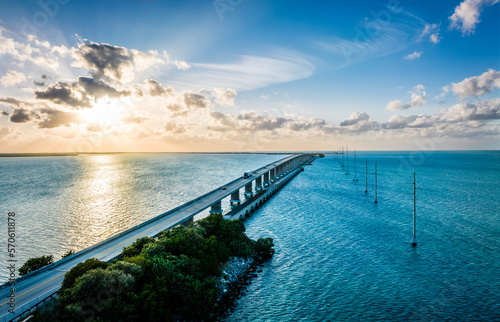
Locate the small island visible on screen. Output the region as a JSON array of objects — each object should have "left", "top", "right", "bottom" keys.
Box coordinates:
[{"left": 32, "top": 214, "right": 274, "bottom": 321}]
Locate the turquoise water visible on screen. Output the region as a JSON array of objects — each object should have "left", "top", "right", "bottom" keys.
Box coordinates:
[
  {"left": 1, "top": 151, "right": 499, "bottom": 320},
  {"left": 227, "top": 151, "right": 500, "bottom": 321}
]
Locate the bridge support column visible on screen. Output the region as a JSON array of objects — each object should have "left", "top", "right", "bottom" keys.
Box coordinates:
[
  {"left": 181, "top": 217, "right": 193, "bottom": 227},
  {"left": 270, "top": 168, "right": 276, "bottom": 183},
  {"left": 230, "top": 190, "right": 241, "bottom": 206},
  {"left": 255, "top": 176, "right": 262, "bottom": 191},
  {"left": 263, "top": 172, "right": 270, "bottom": 187},
  {"left": 244, "top": 182, "right": 253, "bottom": 198},
  {"left": 210, "top": 200, "right": 223, "bottom": 215}
]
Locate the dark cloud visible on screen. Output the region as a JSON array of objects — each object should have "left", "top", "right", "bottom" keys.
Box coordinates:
[
  {"left": 146, "top": 79, "right": 175, "bottom": 97},
  {"left": 34, "top": 77, "right": 128, "bottom": 109},
  {"left": 77, "top": 77, "right": 127, "bottom": 98},
  {"left": 1, "top": 110, "right": 9, "bottom": 116},
  {"left": 10, "top": 108, "right": 37, "bottom": 123},
  {"left": 0, "top": 97, "right": 26, "bottom": 107},
  {"left": 33, "top": 80, "right": 46, "bottom": 87},
  {"left": 35, "top": 81, "right": 91, "bottom": 108},
  {"left": 184, "top": 92, "right": 208, "bottom": 109},
  {"left": 37, "top": 108, "right": 81, "bottom": 128},
  {"left": 73, "top": 42, "right": 133, "bottom": 82},
  {"left": 41, "top": 74, "right": 48, "bottom": 79}
]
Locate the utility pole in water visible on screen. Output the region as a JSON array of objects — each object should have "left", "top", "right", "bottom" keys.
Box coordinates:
[
  {"left": 412, "top": 172, "right": 417, "bottom": 247},
  {"left": 365, "top": 158, "right": 368, "bottom": 193},
  {"left": 345, "top": 145, "right": 349, "bottom": 175},
  {"left": 374, "top": 162, "right": 378, "bottom": 203}
]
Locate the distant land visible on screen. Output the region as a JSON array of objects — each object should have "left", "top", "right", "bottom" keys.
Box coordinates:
[{"left": 0, "top": 152, "right": 309, "bottom": 157}]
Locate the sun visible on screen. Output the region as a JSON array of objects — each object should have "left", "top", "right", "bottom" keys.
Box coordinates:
[{"left": 80, "top": 98, "right": 125, "bottom": 130}]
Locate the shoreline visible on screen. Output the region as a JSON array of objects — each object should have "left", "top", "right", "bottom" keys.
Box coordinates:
[{"left": 212, "top": 253, "right": 273, "bottom": 321}]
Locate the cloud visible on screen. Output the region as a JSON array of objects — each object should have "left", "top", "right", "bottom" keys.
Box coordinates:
[
  {"left": 77, "top": 77, "right": 127, "bottom": 99},
  {"left": 385, "top": 84, "right": 428, "bottom": 110},
  {"left": 418, "top": 23, "right": 441, "bottom": 43},
  {"left": 441, "top": 99, "right": 500, "bottom": 122},
  {"left": 35, "top": 81, "right": 92, "bottom": 108},
  {"left": 404, "top": 51, "right": 422, "bottom": 60},
  {"left": 71, "top": 42, "right": 189, "bottom": 84},
  {"left": 449, "top": 0, "right": 500, "bottom": 35},
  {"left": 37, "top": 108, "right": 81, "bottom": 128},
  {"left": 202, "top": 87, "right": 237, "bottom": 106},
  {"left": 34, "top": 77, "right": 129, "bottom": 109},
  {"left": 207, "top": 110, "right": 329, "bottom": 133},
  {"left": 145, "top": 79, "right": 175, "bottom": 97},
  {"left": 121, "top": 115, "right": 148, "bottom": 124},
  {"left": 182, "top": 53, "right": 314, "bottom": 91},
  {"left": 451, "top": 69, "right": 500, "bottom": 99},
  {"left": 72, "top": 42, "right": 160, "bottom": 83},
  {"left": 10, "top": 108, "right": 37, "bottom": 123},
  {"left": 0, "top": 30, "right": 59, "bottom": 70},
  {"left": 1, "top": 70, "right": 26, "bottom": 86},
  {"left": 316, "top": 10, "right": 427, "bottom": 69},
  {"left": 183, "top": 92, "right": 208, "bottom": 109},
  {"left": 435, "top": 85, "right": 450, "bottom": 99},
  {"left": 383, "top": 98, "right": 500, "bottom": 130},
  {"left": 340, "top": 112, "right": 370, "bottom": 126},
  {"left": 0, "top": 126, "right": 16, "bottom": 136},
  {"left": 0, "top": 97, "right": 28, "bottom": 108},
  {"left": 164, "top": 121, "right": 186, "bottom": 134}
]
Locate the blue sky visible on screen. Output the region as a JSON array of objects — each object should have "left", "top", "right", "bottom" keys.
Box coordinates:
[{"left": 0, "top": 0, "right": 499, "bottom": 152}]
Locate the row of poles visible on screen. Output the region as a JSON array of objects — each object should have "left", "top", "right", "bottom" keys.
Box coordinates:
[{"left": 333, "top": 146, "right": 418, "bottom": 247}]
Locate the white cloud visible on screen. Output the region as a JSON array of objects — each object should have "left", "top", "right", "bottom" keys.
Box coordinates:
[
  {"left": 208, "top": 87, "right": 237, "bottom": 106},
  {"left": 175, "top": 53, "right": 314, "bottom": 91},
  {"left": 418, "top": 23, "right": 441, "bottom": 44},
  {"left": 1, "top": 70, "right": 26, "bottom": 86},
  {"left": 449, "top": 0, "right": 500, "bottom": 35},
  {"left": 451, "top": 69, "right": 500, "bottom": 99},
  {"left": 404, "top": 51, "right": 422, "bottom": 60},
  {"left": 386, "top": 85, "right": 428, "bottom": 110},
  {"left": 435, "top": 85, "right": 450, "bottom": 99},
  {"left": 0, "top": 30, "right": 59, "bottom": 70}
]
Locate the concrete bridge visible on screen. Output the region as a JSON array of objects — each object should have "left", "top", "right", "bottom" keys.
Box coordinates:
[{"left": 0, "top": 153, "right": 316, "bottom": 321}]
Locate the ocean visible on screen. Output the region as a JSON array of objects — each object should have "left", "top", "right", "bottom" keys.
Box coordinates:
[{"left": 1, "top": 151, "right": 499, "bottom": 321}]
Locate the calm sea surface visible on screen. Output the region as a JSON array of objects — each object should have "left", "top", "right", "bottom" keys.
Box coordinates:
[{"left": 1, "top": 151, "right": 499, "bottom": 321}]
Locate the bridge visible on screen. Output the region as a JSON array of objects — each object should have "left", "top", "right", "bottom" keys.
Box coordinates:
[{"left": 0, "top": 153, "right": 316, "bottom": 321}]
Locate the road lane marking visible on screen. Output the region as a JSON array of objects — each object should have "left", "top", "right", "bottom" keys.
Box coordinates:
[{"left": 0, "top": 272, "right": 65, "bottom": 307}]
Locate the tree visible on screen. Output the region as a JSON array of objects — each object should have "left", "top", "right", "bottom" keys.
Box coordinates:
[
  {"left": 60, "top": 258, "right": 110, "bottom": 292},
  {"left": 65, "top": 268, "right": 136, "bottom": 321},
  {"left": 61, "top": 250, "right": 75, "bottom": 258},
  {"left": 255, "top": 237, "right": 275, "bottom": 259},
  {"left": 121, "top": 236, "right": 155, "bottom": 258},
  {"left": 18, "top": 255, "right": 54, "bottom": 276}
]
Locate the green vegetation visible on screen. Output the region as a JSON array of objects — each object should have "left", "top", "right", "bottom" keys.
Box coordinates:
[
  {"left": 34, "top": 214, "right": 274, "bottom": 321},
  {"left": 61, "top": 250, "right": 76, "bottom": 258},
  {"left": 19, "top": 255, "right": 54, "bottom": 276}
]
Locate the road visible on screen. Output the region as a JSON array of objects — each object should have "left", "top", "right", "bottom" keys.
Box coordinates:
[{"left": 0, "top": 154, "right": 304, "bottom": 321}]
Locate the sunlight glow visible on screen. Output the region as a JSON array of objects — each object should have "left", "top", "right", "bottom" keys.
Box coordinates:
[{"left": 80, "top": 98, "right": 125, "bottom": 131}]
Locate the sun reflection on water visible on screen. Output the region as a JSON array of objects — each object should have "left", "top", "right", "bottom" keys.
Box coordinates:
[{"left": 65, "top": 154, "right": 136, "bottom": 249}]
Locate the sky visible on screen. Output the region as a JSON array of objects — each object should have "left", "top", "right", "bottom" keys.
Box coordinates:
[{"left": 0, "top": 0, "right": 499, "bottom": 152}]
